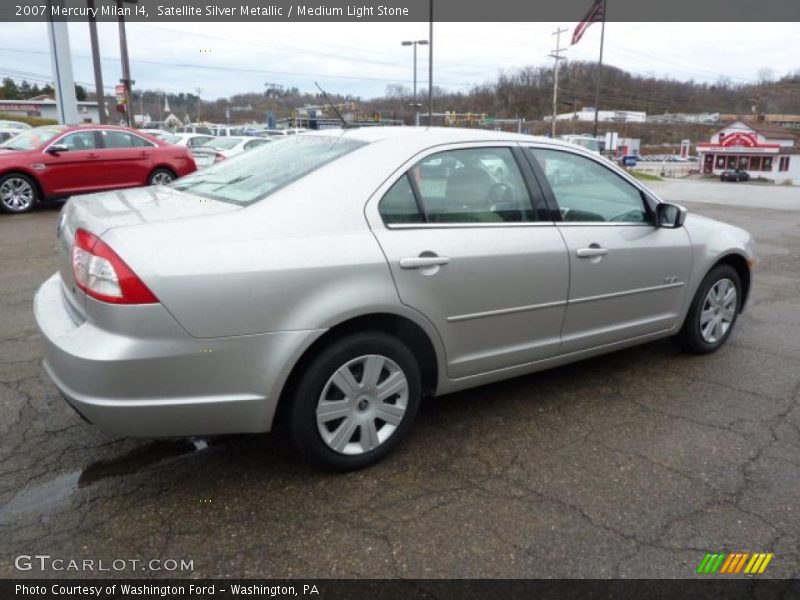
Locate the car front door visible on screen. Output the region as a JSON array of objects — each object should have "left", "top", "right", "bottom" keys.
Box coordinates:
[
  {"left": 41, "top": 130, "right": 104, "bottom": 195},
  {"left": 526, "top": 147, "right": 692, "bottom": 353},
  {"left": 368, "top": 144, "right": 569, "bottom": 379}
]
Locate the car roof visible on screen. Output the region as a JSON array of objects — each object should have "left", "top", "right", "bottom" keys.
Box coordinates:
[{"left": 310, "top": 126, "right": 577, "bottom": 150}]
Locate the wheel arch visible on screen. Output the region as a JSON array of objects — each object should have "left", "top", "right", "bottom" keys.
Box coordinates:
[
  {"left": 273, "top": 312, "right": 441, "bottom": 429},
  {"left": 711, "top": 252, "right": 751, "bottom": 311},
  {"left": 148, "top": 164, "right": 177, "bottom": 182}
]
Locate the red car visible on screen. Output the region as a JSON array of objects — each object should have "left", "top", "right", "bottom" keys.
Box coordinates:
[{"left": 0, "top": 124, "right": 196, "bottom": 214}]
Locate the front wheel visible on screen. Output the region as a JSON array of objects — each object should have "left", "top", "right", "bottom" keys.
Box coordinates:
[
  {"left": 0, "top": 173, "right": 39, "bottom": 214},
  {"left": 677, "top": 264, "right": 741, "bottom": 354},
  {"left": 286, "top": 332, "right": 422, "bottom": 471}
]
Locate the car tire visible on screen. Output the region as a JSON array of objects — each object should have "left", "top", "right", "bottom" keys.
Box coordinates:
[
  {"left": 677, "top": 264, "right": 742, "bottom": 354},
  {"left": 147, "top": 168, "right": 176, "bottom": 186},
  {"left": 0, "top": 172, "right": 39, "bottom": 214},
  {"left": 286, "top": 331, "right": 422, "bottom": 471}
]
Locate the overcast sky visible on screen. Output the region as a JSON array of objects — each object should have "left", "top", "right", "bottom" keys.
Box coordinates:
[{"left": 0, "top": 21, "right": 797, "bottom": 102}]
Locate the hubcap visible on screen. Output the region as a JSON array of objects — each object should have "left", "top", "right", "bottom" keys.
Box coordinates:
[
  {"left": 316, "top": 354, "right": 409, "bottom": 456},
  {"left": 1, "top": 178, "right": 34, "bottom": 211},
  {"left": 151, "top": 171, "right": 174, "bottom": 185},
  {"left": 700, "top": 278, "right": 737, "bottom": 344}
]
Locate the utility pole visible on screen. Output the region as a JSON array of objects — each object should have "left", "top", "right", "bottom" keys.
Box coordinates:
[
  {"left": 549, "top": 27, "right": 568, "bottom": 138},
  {"left": 195, "top": 87, "right": 203, "bottom": 122},
  {"left": 592, "top": 0, "right": 608, "bottom": 139},
  {"left": 116, "top": 0, "right": 135, "bottom": 127},
  {"left": 86, "top": 0, "right": 106, "bottom": 123}
]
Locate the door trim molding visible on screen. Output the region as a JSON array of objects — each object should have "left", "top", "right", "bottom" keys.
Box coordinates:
[
  {"left": 570, "top": 281, "right": 685, "bottom": 305},
  {"left": 447, "top": 299, "right": 567, "bottom": 323}
]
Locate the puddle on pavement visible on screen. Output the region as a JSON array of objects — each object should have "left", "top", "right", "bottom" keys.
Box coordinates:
[
  {"left": 0, "top": 470, "right": 80, "bottom": 525},
  {"left": 0, "top": 438, "right": 210, "bottom": 524}
]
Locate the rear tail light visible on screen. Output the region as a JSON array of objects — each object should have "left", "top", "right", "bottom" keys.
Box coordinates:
[
  {"left": 72, "top": 229, "right": 159, "bottom": 304},
  {"left": 214, "top": 153, "right": 226, "bottom": 163}
]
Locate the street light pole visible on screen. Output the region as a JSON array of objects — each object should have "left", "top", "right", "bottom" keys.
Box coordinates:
[
  {"left": 401, "top": 40, "right": 428, "bottom": 127},
  {"left": 428, "top": 0, "right": 433, "bottom": 126}
]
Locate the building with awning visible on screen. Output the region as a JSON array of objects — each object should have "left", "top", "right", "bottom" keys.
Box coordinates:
[
  {"left": 0, "top": 96, "right": 102, "bottom": 124},
  {"left": 697, "top": 120, "right": 799, "bottom": 184}
]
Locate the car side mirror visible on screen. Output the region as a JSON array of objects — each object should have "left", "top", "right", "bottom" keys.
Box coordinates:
[
  {"left": 46, "top": 144, "right": 69, "bottom": 155},
  {"left": 656, "top": 203, "right": 687, "bottom": 228}
]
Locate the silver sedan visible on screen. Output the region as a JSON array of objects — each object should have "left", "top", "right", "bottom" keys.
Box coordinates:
[{"left": 34, "top": 128, "right": 755, "bottom": 470}]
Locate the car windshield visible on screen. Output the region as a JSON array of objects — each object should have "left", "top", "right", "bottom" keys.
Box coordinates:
[
  {"left": 159, "top": 134, "right": 180, "bottom": 144},
  {"left": 202, "top": 137, "right": 243, "bottom": 150},
  {"left": 0, "top": 126, "right": 65, "bottom": 150},
  {"left": 171, "top": 135, "right": 366, "bottom": 205}
]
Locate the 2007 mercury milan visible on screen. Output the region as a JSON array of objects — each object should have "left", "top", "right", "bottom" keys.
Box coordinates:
[{"left": 34, "top": 127, "right": 755, "bottom": 470}]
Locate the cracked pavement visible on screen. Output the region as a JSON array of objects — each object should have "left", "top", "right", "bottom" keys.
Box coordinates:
[{"left": 1, "top": 182, "right": 798, "bottom": 579}]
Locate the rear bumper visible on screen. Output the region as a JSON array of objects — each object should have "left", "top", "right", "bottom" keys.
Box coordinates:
[{"left": 34, "top": 273, "right": 321, "bottom": 437}]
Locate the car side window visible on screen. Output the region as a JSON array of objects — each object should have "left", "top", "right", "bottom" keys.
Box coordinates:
[
  {"left": 379, "top": 174, "right": 424, "bottom": 224},
  {"left": 529, "top": 148, "right": 652, "bottom": 224},
  {"left": 60, "top": 131, "right": 97, "bottom": 151},
  {"left": 100, "top": 130, "right": 153, "bottom": 149},
  {"left": 380, "top": 147, "right": 537, "bottom": 226}
]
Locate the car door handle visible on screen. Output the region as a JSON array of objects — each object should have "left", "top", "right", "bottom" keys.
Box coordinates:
[
  {"left": 87, "top": 153, "right": 99, "bottom": 159},
  {"left": 399, "top": 256, "right": 450, "bottom": 269},
  {"left": 576, "top": 246, "right": 609, "bottom": 258}
]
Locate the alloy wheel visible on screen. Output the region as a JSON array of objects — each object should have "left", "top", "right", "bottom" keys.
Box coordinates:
[
  {"left": 316, "top": 354, "right": 409, "bottom": 455},
  {"left": 0, "top": 177, "right": 34, "bottom": 211}
]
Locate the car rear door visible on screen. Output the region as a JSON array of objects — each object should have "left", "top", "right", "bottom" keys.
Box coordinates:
[
  {"left": 368, "top": 143, "right": 569, "bottom": 379},
  {"left": 95, "top": 129, "right": 155, "bottom": 187},
  {"left": 525, "top": 146, "right": 692, "bottom": 353}
]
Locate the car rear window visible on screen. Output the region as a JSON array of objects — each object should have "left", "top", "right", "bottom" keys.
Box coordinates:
[{"left": 171, "top": 135, "right": 367, "bottom": 205}]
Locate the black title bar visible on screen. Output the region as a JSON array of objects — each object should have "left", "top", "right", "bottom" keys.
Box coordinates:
[{"left": 3, "top": 0, "right": 800, "bottom": 22}]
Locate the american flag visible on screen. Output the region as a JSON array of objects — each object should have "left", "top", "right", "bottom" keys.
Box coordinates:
[{"left": 571, "top": 0, "right": 605, "bottom": 45}]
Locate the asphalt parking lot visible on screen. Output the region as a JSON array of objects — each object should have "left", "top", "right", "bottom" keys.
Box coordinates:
[{"left": 1, "top": 180, "right": 798, "bottom": 579}]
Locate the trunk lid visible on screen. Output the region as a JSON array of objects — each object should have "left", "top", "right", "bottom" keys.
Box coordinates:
[{"left": 56, "top": 185, "right": 239, "bottom": 320}]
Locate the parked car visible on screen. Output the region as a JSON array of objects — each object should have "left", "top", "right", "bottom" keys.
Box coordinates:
[
  {"left": 191, "top": 136, "right": 272, "bottom": 168},
  {"left": 160, "top": 132, "right": 216, "bottom": 149},
  {"left": 721, "top": 169, "right": 750, "bottom": 182},
  {"left": 34, "top": 128, "right": 754, "bottom": 470},
  {"left": 138, "top": 128, "right": 173, "bottom": 139},
  {"left": 209, "top": 125, "right": 246, "bottom": 137},
  {"left": 0, "top": 119, "right": 31, "bottom": 143},
  {"left": 0, "top": 125, "right": 196, "bottom": 213}
]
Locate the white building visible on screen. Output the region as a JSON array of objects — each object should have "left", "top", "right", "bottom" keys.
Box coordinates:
[
  {"left": 0, "top": 97, "right": 101, "bottom": 124},
  {"left": 696, "top": 120, "right": 799, "bottom": 185},
  {"left": 547, "top": 107, "right": 646, "bottom": 123}
]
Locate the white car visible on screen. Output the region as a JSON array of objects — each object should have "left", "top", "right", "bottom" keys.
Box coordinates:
[
  {"left": 160, "top": 132, "right": 216, "bottom": 149},
  {"left": 191, "top": 136, "right": 272, "bottom": 168},
  {"left": 0, "top": 120, "right": 31, "bottom": 143}
]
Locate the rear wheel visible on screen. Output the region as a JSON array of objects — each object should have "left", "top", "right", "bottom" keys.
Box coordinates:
[
  {"left": 287, "top": 332, "right": 421, "bottom": 471},
  {"left": 148, "top": 168, "right": 176, "bottom": 186},
  {"left": 0, "top": 173, "right": 38, "bottom": 214},
  {"left": 677, "top": 264, "right": 741, "bottom": 354}
]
